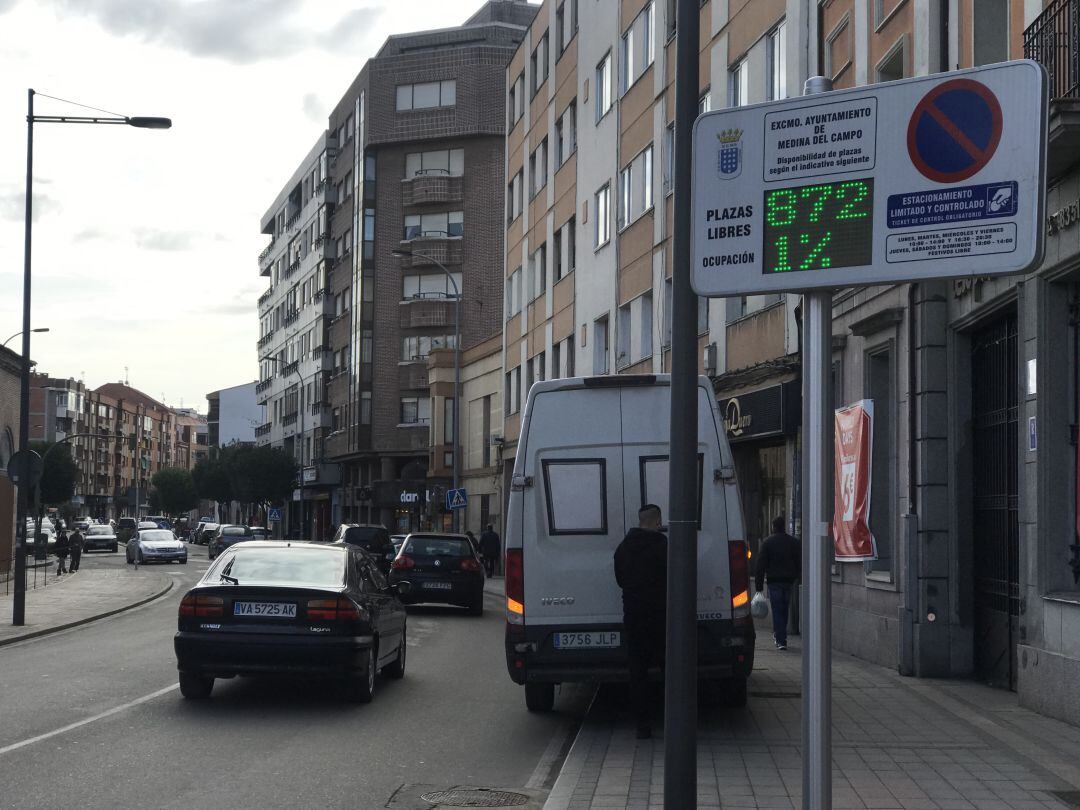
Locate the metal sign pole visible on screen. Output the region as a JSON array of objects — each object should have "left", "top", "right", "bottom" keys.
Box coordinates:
[
  {"left": 801, "top": 75, "right": 834, "bottom": 810},
  {"left": 666, "top": 0, "right": 700, "bottom": 805}
]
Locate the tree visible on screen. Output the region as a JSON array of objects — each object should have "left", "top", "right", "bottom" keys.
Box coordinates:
[
  {"left": 29, "top": 441, "right": 77, "bottom": 507},
  {"left": 151, "top": 467, "right": 199, "bottom": 516},
  {"left": 192, "top": 456, "right": 232, "bottom": 504},
  {"left": 225, "top": 445, "right": 297, "bottom": 508}
]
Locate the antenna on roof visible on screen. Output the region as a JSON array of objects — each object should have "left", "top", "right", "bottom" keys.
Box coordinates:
[{"left": 124, "top": 366, "right": 129, "bottom": 385}]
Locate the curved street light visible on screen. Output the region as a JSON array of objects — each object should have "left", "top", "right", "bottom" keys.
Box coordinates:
[
  {"left": 260, "top": 355, "right": 314, "bottom": 540},
  {"left": 3, "top": 328, "right": 48, "bottom": 348},
  {"left": 13, "top": 89, "right": 170, "bottom": 627}
]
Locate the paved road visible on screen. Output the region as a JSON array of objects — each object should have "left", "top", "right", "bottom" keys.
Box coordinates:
[{"left": 0, "top": 546, "right": 590, "bottom": 809}]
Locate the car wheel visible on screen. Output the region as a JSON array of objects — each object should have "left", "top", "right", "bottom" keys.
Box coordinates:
[
  {"left": 717, "top": 675, "right": 748, "bottom": 709},
  {"left": 110, "top": 544, "right": 118, "bottom": 553},
  {"left": 469, "top": 597, "right": 484, "bottom": 617},
  {"left": 385, "top": 628, "right": 406, "bottom": 680},
  {"left": 525, "top": 682, "right": 555, "bottom": 713},
  {"left": 345, "top": 646, "right": 376, "bottom": 703},
  {"left": 179, "top": 558, "right": 187, "bottom": 565},
  {"left": 178, "top": 672, "right": 213, "bottom": 699}
]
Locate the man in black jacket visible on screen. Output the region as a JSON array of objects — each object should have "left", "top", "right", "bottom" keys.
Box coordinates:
[
  {"left": 755, "top": 515, "right": 801, "bottom": 650},
  {"left": 614, "top": 504, "right": 667, "bottom": 739},
  {"left": 480, "top": 524, "right": 500, "bottom": 577}
]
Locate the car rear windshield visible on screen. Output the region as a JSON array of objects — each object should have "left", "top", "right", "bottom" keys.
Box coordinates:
[
  {"left": 118, "top": 518, "right": 136, "bottom": 528},
  {"left": 216, "top": 548, "right": 344, "bottom": 587},
  {"left": 221, "top": 526, "right": 253, "bottom": 537},
  {"left": 343, "top": 527, "right": 384, "bottom": 545},
  {"left": 87, "top": 527, "right": 112, "bottom": 535},
  {"left": 403, "top": 537, "right": 472, "bottom": 557},
  {"left": 139, "top": 530, "right": 174, "bottom": 542}
]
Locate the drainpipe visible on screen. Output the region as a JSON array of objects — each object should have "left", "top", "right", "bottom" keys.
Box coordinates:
[{"left": 899, "top": 282, "right": 919, "bottom": 676}]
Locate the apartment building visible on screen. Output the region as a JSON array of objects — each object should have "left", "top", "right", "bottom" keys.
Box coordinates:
[
  {"left": 501, "top": 0, "right": 810, "bottom": 548},
  {"left": 254, "top": 133, "right": 338, "bottom": 537},
  {"left": 0, "top": 345, "right": 20, "bottom": 573},
  {"left": 323, "top": 0, "right": 538, "bottom": 533},
  {"left": 805, "top": 0, "right": 1080, "bottom": 725}
]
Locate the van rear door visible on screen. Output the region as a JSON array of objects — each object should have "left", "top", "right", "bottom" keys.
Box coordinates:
[{"left": 521, "top": 385, "right": 625, "bottom": 625}]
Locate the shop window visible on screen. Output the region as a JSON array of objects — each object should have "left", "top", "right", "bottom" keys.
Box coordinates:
[{"left": 866, "top": 348, "right": 894, "bottom": 577}]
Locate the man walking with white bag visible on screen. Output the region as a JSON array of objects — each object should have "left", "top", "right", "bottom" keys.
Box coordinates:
[{"left": 754, "top": 515, "right": 801, "bottom": 650}]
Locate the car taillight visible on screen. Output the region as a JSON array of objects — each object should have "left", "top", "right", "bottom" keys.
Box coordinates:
[
  {"left": 307, "top": 597, "right": 362, "bottom": 621},
  {"left": 179, "top": 594, "right": 223, "bottom": 618},
  {"left": 460, "top": 557, "right": 482, "bottom": 572},
  {"left": 728, "top": 540, "right": 750, "bottom": 611},
  {"left": 392, "top": 554, "right": 414, "bottom": 570},
  {"left": 505, "top": 548, "right": 524, "bottom": 623}
]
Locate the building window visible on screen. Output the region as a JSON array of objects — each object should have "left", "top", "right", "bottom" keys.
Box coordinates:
[
  {"left": 825, "top": 17, "right": 851, "bottom": 81},
  {"left": 866, "top": 348, "right": 893, "bottom": 574},
  {"left": 594, "top": 316, "right": 610, "bottom": 374},
  {"left": 698, "top": 91, "right": 712, "bottom": 115},
  {"left": 663, "top": 278, "right": 673, "bottom": 346},
  {"left": 620, "top": 1, "right": 655, "bottom": 93},
  {"left": 506, "top": 267, "right": 522, "bottom": 318},
  {"left": 553, "top": 341, "right": 562, "bottom": 380},
  {"left": 530, "top": 138, "right": 548, "bottom": 197},
  {"left": 400, "top": 396, "right": 431, "bottom": 425},
  {"left": 698, "top": 296, "right": 708, "bottom": 335},
  {"left": 508, "top": 72, "right": 525, "bottom": 129},
  {"left": 974, "top": 0, "right": 1008, "bottom": 66},
  {"left": 507, "top": 171, "right": 523, "bottom": 223},
  {"left": 405, "top": 148, "right": 464, "bottom": 178},
  {"left": 595, "top": 184, "right": 611, "bottom": 247},
  {"left": 767, "top": 21, "right": 787, "bottom": 101},
  {"left": 396, "top": 80, "right": 456, "bottom": 110},
  {"left": 876, "top": 37, "right": 906, "bottom": 83},
  {"left": 528, "top": 242, "right": 547, "bottom": 301},
  {"left": 557, "top": 0, "right": 578, "bottom": 55},
  {"left": 402, "top": 272, "right": 462, "bottom": 300},
  {"left": 566, "top": 336, "right": 575, "bottom": 376},
  {"left": 640, "top": 291, "right": 653, "bottom": 360},
  {"left": 504, "top": 366, "right": 521, "bottom": 415},
  {"left": 403, "top": 211, "right": 463, "bottom": 240},
  {"left": 730, "top": 58, "right": 749, "bottom": 107},
  {"left": 566, "top": 216, "right": 576, "bottom": 274},
  {"left": 596, "top": 52, "right": 613, "bottom": 120},
  {"left": 556, "top": 100, "right": 577, "bottom": 167},
  {"left": 360, "top": 391, "right": 371, "bottom": 425},
  {"left": 553, "top": 228, "right": 562, "bottom": 282},
  {"left": 617, "top": 144, "right": 654, "bottom": 230},
  {"left": 617, "top": 303, "right": 631, "bottom": 369},
  {"left": 532, "top": 31, "right": 550, "bottom": 95},
  {"left": 663, "top": 122, "right": 675, "bottom": 195},
  {"left": 444, "top": 397, "right": 455, "bottom": 444}
]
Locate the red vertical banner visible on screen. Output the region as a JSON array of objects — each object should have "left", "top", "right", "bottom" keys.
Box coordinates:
[{"left": 832, "top": 400, "right": 878, "bottom": 561}]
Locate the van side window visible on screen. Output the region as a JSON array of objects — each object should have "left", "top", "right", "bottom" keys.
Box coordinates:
[
  {"left": 639, "top": 454, "right": 704, "bottom": 529},
  {"left": 542, "top": 459, "right": 608, "bottom": 535}
]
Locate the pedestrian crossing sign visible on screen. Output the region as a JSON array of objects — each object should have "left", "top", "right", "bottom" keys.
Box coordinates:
[
  {"left": 446, "top": 488, "right": 467, "bottom": 510},
  {"left": 268, "top": 507, "right": 282, "bottom": 522}
]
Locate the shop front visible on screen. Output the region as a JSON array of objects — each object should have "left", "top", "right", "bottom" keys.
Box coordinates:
[{"left": 371, "top": 479, "right": 451, "bottom": 534}]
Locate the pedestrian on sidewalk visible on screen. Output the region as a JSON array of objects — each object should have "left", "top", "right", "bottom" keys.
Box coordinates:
[
  {"left": 480, "top": 524, "right": 500, "bottom": 577},
  {"left": 68, "top": 526, "right": 85, "bottom": 572},
  {"left": 54, "top": 528, "right": 70, "bottom": 576},
  {"left": 755, "top": 515, "right": 801, "bottom": 650},
  {"left": 614, "top": 503, "right": 667, "bottom": 740}
]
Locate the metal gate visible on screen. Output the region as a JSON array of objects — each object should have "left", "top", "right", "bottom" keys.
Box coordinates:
[{"left": 971, "top": 311, "right": 1020, "bottom": 690}]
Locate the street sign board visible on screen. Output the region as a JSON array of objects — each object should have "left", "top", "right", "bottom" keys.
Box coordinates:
[
  {"left": 446, "top": 488, "right": 467, "bottom": 510},
  {"left": 691, "top": 60, "right": 1047, "bottom": 296},
  {"left": 268, "top": 507, "right": 282, "bottom": 522}
]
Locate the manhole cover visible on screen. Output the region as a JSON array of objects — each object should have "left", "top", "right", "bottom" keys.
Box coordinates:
[{"left": 420, "top": 788, "right": 529, "bottom": 807}]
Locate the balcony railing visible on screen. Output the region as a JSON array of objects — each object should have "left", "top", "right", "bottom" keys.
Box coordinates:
[
  {"left": 283, "top": 258, "right": 301, "bottom": 280},
  {"left": 282, "top": 412, "right": 298, "bottom": 427},
  {"left": 282, "top": 359, "right": 299, "bottom": 377},
  {"left": 255, "top": 422, "right": 272, "bottom": 438},
  {"left": 286, "top": 211, "right": 301, "bottom": 231},
  {"left": 257, "top": 331, "right": 275, "bottom": 349},
  {"left": 395, "top": 237, "right": 462, "bottom": 268},
  {"left": 282, "top": 309, "right": 300, "bottom": 328},
  {"left": 401, "top": 174, "right": 463, "bottom": 207},
  {"left": 258, "top": 238, "right": 276, "bottom": 264},
  {"left": 255, "top": 377, "right": 274, "bottom": 394},
  {"left": 1025, "top": 0, "right": 1080, "bottom": 101},
  {"left": 258, "top": 286, "right": 274, "bottom": 308}
]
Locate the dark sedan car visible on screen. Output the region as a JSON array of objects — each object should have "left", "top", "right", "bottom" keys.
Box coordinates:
[
  {"left": 207, "top": 525, "right": 255, "bottom": 560},
  {"left": 331, "top": 524, "right": 395, "bottom": 576},
  {"left": 174, "top": 542, "right": 410, "bottom": 702},
  {"left": 389, "top": 533, "right": 485, "bottom": 616}
]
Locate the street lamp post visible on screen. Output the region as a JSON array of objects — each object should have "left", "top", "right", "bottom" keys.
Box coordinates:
[
  {"left": 2, "top": 328, "right": 48, "bottom": 349},
  {"left": 261, "top": 356, "right": 313, "bottom": 539},
  {"left": 13, "top": 89, "right": 170, "bottom": 626},
  {"left": 391, "top": 248, "right": 461, "bottom": 532}
]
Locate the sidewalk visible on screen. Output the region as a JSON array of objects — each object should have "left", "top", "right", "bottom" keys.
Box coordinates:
[
  {"left": 0, "top": 565, "right": 173, "bottom": 646},
  {"left": 544, "top": 623, "right": 1080, "bottom": 809}
]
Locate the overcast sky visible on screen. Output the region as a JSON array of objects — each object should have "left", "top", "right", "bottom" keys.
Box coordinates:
[{"left": 0, "top": 0, "right": 488, "bottom": 412}]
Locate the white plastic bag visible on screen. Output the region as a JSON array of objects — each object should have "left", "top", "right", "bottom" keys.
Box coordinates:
[{"left": 751, "top": 590, "right": 769, "bottom": 619}]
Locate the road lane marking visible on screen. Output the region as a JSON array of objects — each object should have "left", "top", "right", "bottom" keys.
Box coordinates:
[{"left": 0, "top": 683, "right": 177, "bottom": 756}]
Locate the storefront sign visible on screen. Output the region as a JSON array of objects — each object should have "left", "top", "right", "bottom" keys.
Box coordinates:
[
  {"left": 717, "top": 381, "right": 799, "bottom": 442},
  {"left": 372, "top": 480, "right": 429, "bottom": 509},
  {"left": 832, "top": 400, "right": 878, "bottom": 561}
]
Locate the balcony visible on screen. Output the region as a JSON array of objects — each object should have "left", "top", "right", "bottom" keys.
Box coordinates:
[
  {"left": 282, "top": 412, "right": 298, "bottom": 427},
  {"left": 282, "top": 309, "right": 300, "bottom": 328},
  {"left": 255, "top": 422, "right": 272, "bottom": 438},
  {"left": 324, "top": 429, "right": 349, "bottom": 460},
  {"left": 395, "top": 237, "right": 462, "bottom": 268},
  {"left": 399, "top": 364, "right": 429, "bottom": 390},
  {"left": 286, "top": 211, "right": 301, "bottom": 232},
  {"left": 257, "top": 331, "right": 275, "bottom": 350},
  {"left": 255, "top": 377, "right": 274, "bottom": 395},
  {"left": 258, "top": 285, "right": 274, "bottom": 309},
  {"left": 1024, "top": 0, "right": 1080, "bottom": 178},
  {"left": 401, "top": 173, "right": 463, "bottom": 207},
  {"left": 258, "top": 239, "right": 276, "bottom": 271},
  {"left": 283, "top": 258, "right": 301, "bottom": 281},
  {"left": 399, "top": 298, "right": 454, "bottom": 328},
  {"left": 282, "top": 359, "right": 299, "bottom": 377}
]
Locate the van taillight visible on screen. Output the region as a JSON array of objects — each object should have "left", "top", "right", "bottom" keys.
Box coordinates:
[
  {"left": 505, "top": 549, "right": 524, "bottom": 622},
  {"left": 728, "top": 541, "right": 750, "bottom": 611},
  {"left": 179, "top": 594, "right": 223, "bottom": 618}
]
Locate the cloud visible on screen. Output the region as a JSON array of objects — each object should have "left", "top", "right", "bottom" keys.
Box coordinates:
[
  {"left": 73, "top": 227, "right": 107, "bottom": 243},
  {"left": 0, "top": 187, "right": 60, "bottom": 223},
  {"left": 132, "top": 227, "right": 196, "bottom": 251},
  {"left": 0, "top": 0, "right": 17, "bottom": 15},
  {"left": 52, "top": 0, "right": 383, "bottom": 64},
  {"left": 302, "top": 93, "right": 324, "bottom": 122}
]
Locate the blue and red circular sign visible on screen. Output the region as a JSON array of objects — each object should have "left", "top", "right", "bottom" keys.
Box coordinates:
[{"left": 907, "top": 79, "right": 1002, "bottom": 183}]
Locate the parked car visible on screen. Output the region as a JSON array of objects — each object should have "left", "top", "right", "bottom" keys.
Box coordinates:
[
  {"left": 73, "top": 516, "right": 94, "bottom": 531},
  {"left": 208, "top": 525, "right": 256, "bottom": 560},
  {"left": 331, "top": 524, "right": 395, "bottom": 575},
  {"left": 127, "top": 528, "right": 188, "bottom": 565},
  {"left": 193, "top": 522, "right": 219, "bottom": 545},
  {"left": 503, "top": 374, "right": 754, "bottom": 713},
  {"left": 249, "top": 526, "right": 271, "bottom": 540},
  {"left": 116, "top": 517, "right": 138, "bottom": 543},
  {"left": 145, "top": 515, "right": 172, "bottom": 530},
  {"left": 390, "top": 534, "right": 407, "bottom": 554},
  {"left": 83, "top": 524, "right": 118, "bottom": 553},
  {"left": 173, "top": 541, "right": 411, "bottom": 701},
  {"left": 389, "top": 532, "right": 485, "bottom": 616}
]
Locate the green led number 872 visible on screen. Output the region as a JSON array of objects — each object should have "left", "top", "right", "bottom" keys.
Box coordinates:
[{"left": 763, "top": 179, "right": 873, "bottom": 274}]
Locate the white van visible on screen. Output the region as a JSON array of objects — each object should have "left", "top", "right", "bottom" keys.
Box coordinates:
[{"left": 504, "top": 374, "right": 755, "bottom": 712}]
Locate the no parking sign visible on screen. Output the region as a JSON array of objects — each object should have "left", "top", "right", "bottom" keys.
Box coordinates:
[{"left": 691, "top": 60, "right": 1048, "bottom": 296}]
